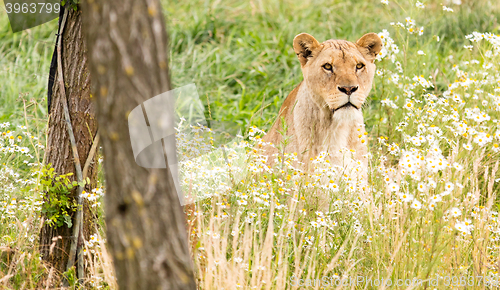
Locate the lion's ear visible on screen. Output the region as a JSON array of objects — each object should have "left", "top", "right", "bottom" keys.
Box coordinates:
[
  {"left": 293, "top": 33, "right": 321, "bottom": 66},
  {"left": 356, "top": 33, "right": 382, "bottom": 63}
]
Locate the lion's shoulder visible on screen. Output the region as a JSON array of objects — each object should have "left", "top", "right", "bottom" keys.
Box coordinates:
[{"left": 263, "top": 81, "right": 302, "bottom": 143}]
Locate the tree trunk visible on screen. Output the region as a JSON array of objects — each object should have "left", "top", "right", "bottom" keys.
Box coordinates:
[
  {"left": 40, "top": 5, "right": 98, "bottom": 277},
  {"left": 81, "top": 0, "right": 197, "bottom": 289}
]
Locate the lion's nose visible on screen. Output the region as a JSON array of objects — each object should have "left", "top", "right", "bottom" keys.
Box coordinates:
[{"left": 338, "top": 86, "right": 358, "bottom": 95}]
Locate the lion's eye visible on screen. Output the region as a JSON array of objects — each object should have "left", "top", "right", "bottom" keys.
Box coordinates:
[
  {"left": 356, "top": 63, "right": 365, "bottom": 70},
  {"left": 322, "top": 63, "right": 333, "bottom": 71}
]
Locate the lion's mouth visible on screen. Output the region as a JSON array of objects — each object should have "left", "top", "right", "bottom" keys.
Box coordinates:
[{"left": 333, "top": 102, "right": 359, "bottom": 112}]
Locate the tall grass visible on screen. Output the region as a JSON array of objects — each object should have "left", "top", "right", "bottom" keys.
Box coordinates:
[
  {"left": 1, "top": 0, "right": 500, "bottom": 289},
  {"left": 175, "top": 0, "right": 500, "bottom": 289}
]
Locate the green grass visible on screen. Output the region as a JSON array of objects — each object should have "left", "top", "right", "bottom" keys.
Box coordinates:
[
  {"left": 1, "top": 0, "right": 500, "bottom": 288},
  {"left": 1, "top": 0, "right": 499, "bottom": 135},
  {"left": 0, "top": 2, "right": 56, "bottom": 124},
  {"left": 164, "top": 0, "right": 500, "bottom": 137}
]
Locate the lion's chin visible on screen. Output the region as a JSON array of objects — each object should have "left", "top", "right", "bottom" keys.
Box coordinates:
[{"left": 331, "top": 106, "right": 364, "bottom": 123}]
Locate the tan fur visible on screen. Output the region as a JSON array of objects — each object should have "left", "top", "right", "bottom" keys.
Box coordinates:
[{"left": 262, "top": 33, "right": 382, "bottom": 174}]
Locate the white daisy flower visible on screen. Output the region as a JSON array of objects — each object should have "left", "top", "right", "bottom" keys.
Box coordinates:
[
  {"left": 450, "top": 207, "right": 461, "bottom": 217},
  {"left": 411, "top": 200, "right": 422, "bottom": 210}
]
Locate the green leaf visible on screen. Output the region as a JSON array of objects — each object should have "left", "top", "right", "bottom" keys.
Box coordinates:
[{"left": 64, "top": 215, "right": 73, "bottom": 228}]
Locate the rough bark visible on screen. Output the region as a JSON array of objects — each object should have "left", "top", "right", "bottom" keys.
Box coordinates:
[
  {"left": 81, "top": 0, "right": 197, "bottom": 289},
  {"left": 40, "top": 6, "right": 98, "bottom": 277}
]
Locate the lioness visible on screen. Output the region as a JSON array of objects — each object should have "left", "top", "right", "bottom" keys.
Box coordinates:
[{"left": 262, "top": 33, "right": 382, "bottom": 174}]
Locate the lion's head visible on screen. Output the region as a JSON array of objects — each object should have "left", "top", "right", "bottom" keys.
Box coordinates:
[{"left": 293, "top": 33, "right": 382, "bottom": 114}]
